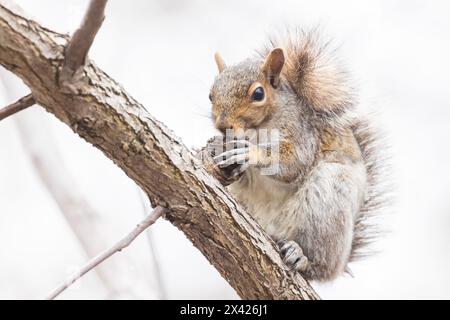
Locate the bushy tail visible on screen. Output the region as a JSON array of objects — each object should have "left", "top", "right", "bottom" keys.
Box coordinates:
[
  {"left": 259, "top": 29, "right": 354, "bottom": 117},
  {"left": 350, "top": 118, "right": 390, "bottom": 261}
]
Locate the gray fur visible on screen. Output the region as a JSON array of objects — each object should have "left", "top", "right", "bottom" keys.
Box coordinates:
[{"left": 205, "top": 30, "right": 386, "bottom": 281}]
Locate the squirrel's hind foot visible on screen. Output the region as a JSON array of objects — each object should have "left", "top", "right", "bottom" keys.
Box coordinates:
[{"left": 278, "top": 240, "right": 309, "bottom": 272}]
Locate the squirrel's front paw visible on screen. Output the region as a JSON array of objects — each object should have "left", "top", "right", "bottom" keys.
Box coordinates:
[
  {"left": 212, "top": 139, "right": 251, "bottom": 185},
  {"left": 199, "top": 136, "right": 250, "bottom": 186},
  {"left": 278, "top": 240, "right": 309, "bottom": 272},
  {"left": 210, "top": 162, "right": 243, "bottom": 186},
  {"left": 214, "top": 140, "right": 251, "bottom": 170}
]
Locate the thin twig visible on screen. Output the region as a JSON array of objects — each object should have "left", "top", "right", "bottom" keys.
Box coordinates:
[
  {"left": 60, "top": 0, "right": 108, "bottom": 82},
  {"left": 0, "top": 93, "right": 34, "bottom": 121},
  {"left": 46, "top": 206, "right": 167, "bottom": 300},
  {"left": 138, "top": 189, "right": 168, "bottom": 299},
  {"left": 12, "top": 107, "right": 144, "bottom": 298}
]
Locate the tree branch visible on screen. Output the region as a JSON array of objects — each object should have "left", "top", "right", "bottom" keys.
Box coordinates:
[
  {"left": 46, "top": 206, "right": 167, "bottom": 300},
  {"left": 60, "top": 0, "right": 108, "bottom": 85},
  {"left": 0, "top": 2, "right": 319, "bottom": 299},
  {"left": 0, "top": 93, "right": 34, "bottom": 121}
]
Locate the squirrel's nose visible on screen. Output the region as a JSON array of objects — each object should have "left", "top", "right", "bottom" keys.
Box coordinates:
[{"left": 216, "top": 114, "right": 233, "bottom": 134}]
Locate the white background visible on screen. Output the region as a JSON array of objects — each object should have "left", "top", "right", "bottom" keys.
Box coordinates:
[{"left": 1, "top": 0, "right": 450, "bottom": 299}]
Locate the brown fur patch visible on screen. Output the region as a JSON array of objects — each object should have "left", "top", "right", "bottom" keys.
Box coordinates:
[
  {"left": 248, "top": 140, "right": 295, "bottom": 168},
  {"left": 319, "top": 128, "right": 361, "bottom": 163},
  {"left": 279, "top": 141, "right": 295, "bottom": 161}
]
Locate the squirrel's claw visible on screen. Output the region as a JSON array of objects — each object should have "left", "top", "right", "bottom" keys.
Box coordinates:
[
  {"left": 213, "top": 147, "right": 249, "bottom": 164},
  {"left": 224, "top": 139, "right": 251, "bottom": 149},
  {"left": 216, "top": 153, "right": 249, "bottom": 168}
]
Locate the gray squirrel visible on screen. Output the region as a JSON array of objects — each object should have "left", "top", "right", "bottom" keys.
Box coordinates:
[{"left": 200, "top": 30, "right": 385, "bottom": 281}]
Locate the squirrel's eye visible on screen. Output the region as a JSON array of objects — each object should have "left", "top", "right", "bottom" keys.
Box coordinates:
[
  {"left": 209, "top": 93, "right": 213, "bottom": 102},
  {"left": 251, "top": 87, "right": 265, "bottom": 102}
]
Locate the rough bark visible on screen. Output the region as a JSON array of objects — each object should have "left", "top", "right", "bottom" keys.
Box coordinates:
[{"left": 0, "top": 2, "right": 319, "bottom": 299}]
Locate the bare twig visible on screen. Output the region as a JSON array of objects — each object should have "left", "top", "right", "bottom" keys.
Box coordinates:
[
  {"left": 46, "top": 206, "right": 167, "bottom": 300},
  {"left": 138, "top": 189, "right": 167, "bottom": 299},
  {"left": 7, "top": 95, "right": 156, "bottom": 298},
  {"left": 0, "top": 93, "right": 34, "bottom": 121},
  {"left": 60, "top": 0, "right": 108, "bottom": 83}
]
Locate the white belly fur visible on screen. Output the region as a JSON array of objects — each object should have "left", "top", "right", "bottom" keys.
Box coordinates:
[
  {"left": 228, "top": 167, "right": 302, "bottom": 240},
  {"left": 228, "top": 162, "right": 367, "bottom": 241}
]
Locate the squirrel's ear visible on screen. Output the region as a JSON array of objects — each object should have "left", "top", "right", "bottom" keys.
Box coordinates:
[
  {"left": 214, "top": 52, "right": 226, "bottom": 73},
  {"left": 262, "top": 48, "right": 285, "bottom": 88}
]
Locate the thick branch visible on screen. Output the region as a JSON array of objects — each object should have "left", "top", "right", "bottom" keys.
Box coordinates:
[
  {"left": 0, "top": 93, "right": 34, "bottom": 121},
  {"left": 46, "top": 206, "right": 166, "bottom": 300},
  {"left": 60, "top": 0, "right": 107, "bottom": 84},
  {"left": 0, "top": 2, "right": 319, "bottom": 299}
]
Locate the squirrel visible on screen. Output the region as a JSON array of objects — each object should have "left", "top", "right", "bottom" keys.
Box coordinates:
[{"left": 199, "top": 30, "right": 385, "bottom": 281}]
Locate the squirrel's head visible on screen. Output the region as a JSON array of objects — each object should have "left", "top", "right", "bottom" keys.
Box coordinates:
[{"left": 209, "top": 49, "right": 285, "bottom": 134}]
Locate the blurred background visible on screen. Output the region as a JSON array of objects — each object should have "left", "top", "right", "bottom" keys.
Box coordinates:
[{"left": 1, "top": 0, "right": 450, "bottom": 299}]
